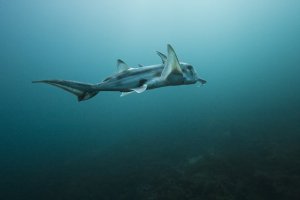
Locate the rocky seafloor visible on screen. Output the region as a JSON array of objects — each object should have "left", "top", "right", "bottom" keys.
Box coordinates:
[{"left": 2, "top": 121, "right": 300, "bottom": 200}]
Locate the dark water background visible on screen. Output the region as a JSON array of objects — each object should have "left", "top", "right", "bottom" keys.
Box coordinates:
[{"left": 1, "top": 1, "right": 300, "bottom": 199}]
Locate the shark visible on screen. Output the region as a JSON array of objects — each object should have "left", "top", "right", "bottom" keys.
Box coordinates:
[{"left": 33, "top": 44, "right": 206, "bottom": 101}]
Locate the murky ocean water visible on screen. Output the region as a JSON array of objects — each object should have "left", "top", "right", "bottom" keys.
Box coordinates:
[{"left": 1, "top": 1, "right": 300, "bottom": 199}]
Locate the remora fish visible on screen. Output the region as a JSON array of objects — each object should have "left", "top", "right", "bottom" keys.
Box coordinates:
[{"left": 33, "top": 44, "right": 206, "bottom": 101}]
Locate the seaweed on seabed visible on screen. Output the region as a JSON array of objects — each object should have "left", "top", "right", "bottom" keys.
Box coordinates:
[
  {"left": 182, "top": 153, "right": 237, "bottom": 200},
  {"left": 179, "top": 128, "right": 300, "bottom": 200},
  {"left": 124, "top": 123, "right": 300, "bottom": 200}
]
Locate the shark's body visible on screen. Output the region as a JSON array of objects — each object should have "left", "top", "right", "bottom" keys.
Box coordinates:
[{"left": 33, "top": 45, "right": 206, "bottom": 101}]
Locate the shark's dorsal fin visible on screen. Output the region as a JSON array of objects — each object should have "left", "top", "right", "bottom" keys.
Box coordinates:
[
  {"left": 156, "top": 51, "right": 167, "bottom": 64},
  {"left": 117, "top": 59, "right": 129, "bottom": 72},
  {"left": 138, "top": 64, "right": 144, "bottom": 67},
  {"left": 161, "top": 44, "right": 183, "bottom": 81}
]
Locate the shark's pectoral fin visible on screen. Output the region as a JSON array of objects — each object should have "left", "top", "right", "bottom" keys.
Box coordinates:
[
  {"left": 156, "top": 51, "right": 167, "bottom": 64},
  {"left": 161, "top": 44, "right": 183, "bottom": 82},
  {"left": 120, "top": 91, "right": 135, "bottom": 97},
  {"left": 132, "top": 84, "right": 147, "bottom": 93},
  {"left": 117, "top": 59, "right": 129, "bottom": 72},
  {"left": 120, "top": 84, "right": 147, "bottom": 97}
]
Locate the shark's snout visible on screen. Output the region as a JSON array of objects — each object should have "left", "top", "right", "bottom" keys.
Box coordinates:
[{"left": 198, "top": 78, "right": 207, "bottom": 85}]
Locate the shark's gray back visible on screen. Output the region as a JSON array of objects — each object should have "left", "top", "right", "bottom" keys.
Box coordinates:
[{"left": 98, "top": 64, "right": 164, "bottom": 91}]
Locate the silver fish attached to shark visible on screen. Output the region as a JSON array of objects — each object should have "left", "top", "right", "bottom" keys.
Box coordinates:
[{"left": 33, "top": 44, "right": 207, "bottom": 101}]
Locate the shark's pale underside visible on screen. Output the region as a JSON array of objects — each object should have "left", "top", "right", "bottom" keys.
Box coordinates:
[{"left": 33, "top": 44, "right": 206, "bottom": 101}]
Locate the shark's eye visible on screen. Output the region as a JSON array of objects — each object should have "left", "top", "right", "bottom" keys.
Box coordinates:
[{"left": 187, "top": 65, "right": 193, "bottom": 70}]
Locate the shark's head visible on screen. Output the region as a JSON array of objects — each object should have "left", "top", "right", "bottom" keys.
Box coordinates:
[
  {"left": 180, "top": 62, "right": 206, "bottom": 84},
  {"left": 156, "top": 45, "right": 207, "bottom": 86}
]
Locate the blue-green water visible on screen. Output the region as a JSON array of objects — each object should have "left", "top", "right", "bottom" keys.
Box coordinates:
[{"left": 1, "top": 1, "right": 300, "bottom": 199}]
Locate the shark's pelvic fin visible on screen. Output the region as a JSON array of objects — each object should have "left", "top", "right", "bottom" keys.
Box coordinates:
[
  {"left": 156, "top": 51, "right": 167, "bottom": 64},
  {"left": 117, "top": 59, "right": 129, "bottom": 72},
  {"left": 161, "top": 44, "right": 183, "bottom": 81},
  {"left": 132, "top": 84, "right": 147, "bottom": 93}
]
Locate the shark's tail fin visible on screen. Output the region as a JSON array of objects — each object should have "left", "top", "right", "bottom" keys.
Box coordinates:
[{"left": 32, "top": 80, "right": 99, "bottom": 102}]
